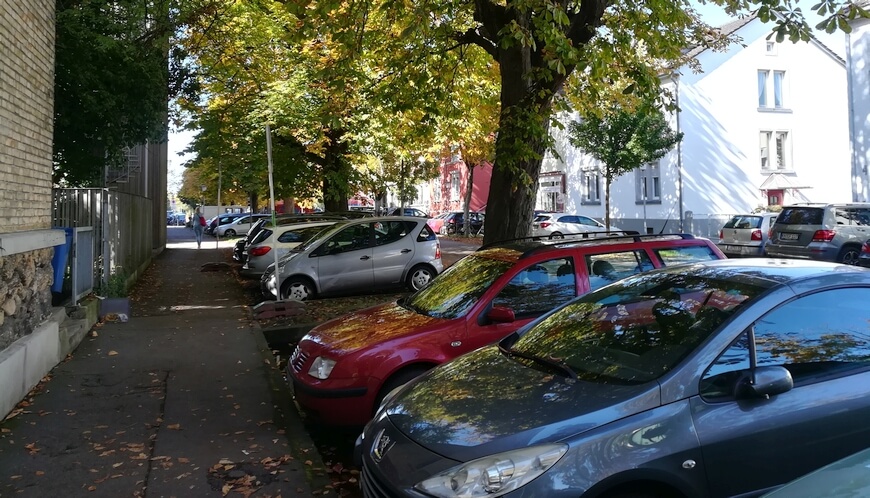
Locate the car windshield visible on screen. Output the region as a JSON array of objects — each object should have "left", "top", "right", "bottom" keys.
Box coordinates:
[
  {"left": 404, "top": 254, "right": 515, "bottom": 319},
  {"left": 723, "top": 215, "right": 762, "bottom": 229},
  {"left": 777, "top": 207, "right": 824, "bottom": 225},
  {"left": 508, "top": 269, "right": 766, "bottom": 385}
]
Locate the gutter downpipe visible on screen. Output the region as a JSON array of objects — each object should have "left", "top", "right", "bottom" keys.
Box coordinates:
[
  {"left": 675, "top": 73, "right": 684, "bottom": 232},
  {"left": 845, "top": 31, "right": 862, "bottom": 202}
]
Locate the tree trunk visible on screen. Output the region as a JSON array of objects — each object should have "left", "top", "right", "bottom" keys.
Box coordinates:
[
  {"left": 463, "top": 160, "right": 476, "bottom": 236},
  {"left": 321, "top": 129, "right": 351, "bottom": 212},
  {"left": 482, "top": 47, "right": 554, "bottom": 245}
]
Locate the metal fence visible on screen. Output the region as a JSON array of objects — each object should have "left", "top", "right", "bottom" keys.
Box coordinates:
[
  {"left": 684, "top": 212, "right": 735, "bottom": 240},
  {"left": 71, "top": 227, "right": 95, "bottom": 302},
  {"left": 52, "top": 188, "right": 153, "bottom": 298}
]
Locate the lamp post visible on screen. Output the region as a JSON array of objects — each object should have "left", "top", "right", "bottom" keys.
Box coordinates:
[{"left": 200, "top": 184, "right": 206, "bottom": 208}]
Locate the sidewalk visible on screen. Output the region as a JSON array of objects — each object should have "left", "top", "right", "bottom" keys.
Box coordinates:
[{"left": 0, "top": 227, "right": 331, "bottom": 497}]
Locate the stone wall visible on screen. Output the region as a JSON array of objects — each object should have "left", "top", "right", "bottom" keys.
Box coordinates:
[
  {"left": 0, "top": 0, "right": 55, "bottom": 233},
  {"left": 0, "top": 248, "right": 54, "bottom": 349}
]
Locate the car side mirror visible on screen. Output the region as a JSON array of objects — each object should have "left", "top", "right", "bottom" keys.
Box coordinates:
[
  {"left": 737, "top": 366, "right": 794, "bottom": 399},
  {"left": 487, "top": 306, "right": 516, "bottom": 324}
]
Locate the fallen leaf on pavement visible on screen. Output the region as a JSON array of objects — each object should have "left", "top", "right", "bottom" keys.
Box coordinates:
[{"left": 108, "top": 351, "right": 119, "bottom": 356}]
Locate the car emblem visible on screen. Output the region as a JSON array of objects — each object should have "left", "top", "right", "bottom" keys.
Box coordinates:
[{"left": 372, "top": 428, "right": 394, "bottom": 462}]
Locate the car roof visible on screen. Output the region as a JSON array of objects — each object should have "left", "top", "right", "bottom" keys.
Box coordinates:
[
  {"left": 479, "top": 233, "right": 699, "bottom": 260},
  {"left": 671, "top": 257, "right": 869, "bottom": 284}
]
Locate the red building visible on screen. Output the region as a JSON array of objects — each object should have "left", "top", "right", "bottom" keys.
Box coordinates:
[{"left": 427, "top": 158, "right": 492, "bottom": 215}]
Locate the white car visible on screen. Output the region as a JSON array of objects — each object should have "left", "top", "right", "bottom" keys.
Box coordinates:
[
  {"left": 532, "top": 212, "right": 621, "bottom": 239},
  {"left": 240, "top": 221, "right": 337, "bottom": 278}
]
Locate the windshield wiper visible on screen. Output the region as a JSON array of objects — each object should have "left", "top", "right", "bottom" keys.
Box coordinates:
[{"left": 498, "top": 344, "right": 577, "bottom": 380}]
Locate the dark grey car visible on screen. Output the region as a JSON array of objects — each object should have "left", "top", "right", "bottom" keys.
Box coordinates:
[
  {"left": 356, "top": 258, "right": 870, "bottom": 498},
  {"left": 765, "top": 203, "right": 870, "bottom": 264}
]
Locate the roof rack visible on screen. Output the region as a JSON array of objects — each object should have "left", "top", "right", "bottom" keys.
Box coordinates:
[{"left": 478, "top": 232, "right": 697, "bottom": 255}]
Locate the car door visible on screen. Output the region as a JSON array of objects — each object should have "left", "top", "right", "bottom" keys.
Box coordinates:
[
  {"left": 371, "top": 220, "right": 417, "bottom": 287},
  {"left": 691, "top": 287, "right": 870, "bottom": 497},
  {"left": 314, "top": 222, "right": 374, "bottom": 294},
  {"left": 461, "top": 257, "right": 578, "bottom": 352}
]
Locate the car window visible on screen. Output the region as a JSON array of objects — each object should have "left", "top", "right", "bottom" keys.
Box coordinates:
[
  {"left": 655, "top": 246, "right": 720, "bottom": 266},
  {"left": 585, "top": 251, "right": 654, "bottom": 291},
  {"left": 723, "top": 215, "right": 762, "bottom": 229},
  {"left": 511, "top": 274, "right": 761, "bottom": 384},
  {"left": 840, "top": 208, "right": 870, "bottom": 226},
  {"left": 492, "top": 258, "right": 576, "bottom": 317},
  {"left": 578, "top": 216, "right": 601, "bottom": 227},
  {"left": 700, "top": 288, "right": 870, "bottom": 401},
  {"left": 777, "top": 207, "right": 825, "bottom": 225},
  {"left": 277, "top": 226, "right": 325, "bottom": 244},
  {"left": 404, "top": 254, "right": 515, "bottom": 319},
  {"left": 320, "top": 223, "right": 372, "bottom": 254},
  {"left": 374, "top": 220, "right": 411, "bottom": 246},
  {"left": 416, "top": 223, "right": 436, "bottom": 242}
]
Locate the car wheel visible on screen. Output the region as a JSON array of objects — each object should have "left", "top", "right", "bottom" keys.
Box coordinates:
[
  {"left": 406, "top": 265, "right": 435, "bottom": 291},
  {"left": 373, "top": 366, "right": 431, "bottom": 416},
  {"left": 838, "top": 245, "right": 861, "bottom": 265},
  {"left": 224, "top": 229, "right": 236, "bottom": 238},
  {"left": 280, "top": 277, "right": 316, "bottom": 301},
  {"left": 549, "top": 232, "right": 564, "bottom": 240}
]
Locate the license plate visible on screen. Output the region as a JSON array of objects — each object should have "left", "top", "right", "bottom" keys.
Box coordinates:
[{"left": 780, "top": 232, "right": 799, "bottom": 240}]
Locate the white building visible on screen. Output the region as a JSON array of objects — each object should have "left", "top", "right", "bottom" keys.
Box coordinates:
[
  {"left": 847, "top": 2, "right": 870, "bottom": 201},
  {"left": 540, "top": 14, "right": 851, "bottom": 236}
]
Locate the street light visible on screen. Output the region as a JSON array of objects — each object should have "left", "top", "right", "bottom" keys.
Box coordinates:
[{"left": 200, "top": 184, "right": 206, "bottom": 208}]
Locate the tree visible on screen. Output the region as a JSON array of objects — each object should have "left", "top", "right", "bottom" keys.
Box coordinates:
[{"left": 568, "top": 103, "right": 683, "bottom": 228}]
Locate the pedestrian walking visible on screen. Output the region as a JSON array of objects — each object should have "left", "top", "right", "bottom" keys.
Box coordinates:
[{"left": 192, "top": 208, "right": 206, "bottom": 248}]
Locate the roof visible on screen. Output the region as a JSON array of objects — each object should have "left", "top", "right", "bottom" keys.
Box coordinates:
[{"left": 759, "top": 172, "right": 813, "bottom": 190}]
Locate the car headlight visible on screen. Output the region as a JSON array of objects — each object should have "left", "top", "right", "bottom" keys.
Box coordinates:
[
  {"left": 415, "top": 444, "right": 568, "bottom": 498},
  {"left": 308, "top": 356, "right": 336, "bottom": 380}
]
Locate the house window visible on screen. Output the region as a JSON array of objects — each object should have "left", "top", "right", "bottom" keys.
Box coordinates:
[
  {"left": 635, "top": 162, "right": 661, "bottom": 203},
  {"left": 766, "top": 41, "right": 777, "bottom": 55},
  {"left": 450, "top": 171, "right": 460, "bottom": 201},
  {"left": 760, "top": 130, "right": 791, "bottom": 171},
  {"left": 432, "top": 178, "right": 441, "bottom": 201},
  {"left": 581, "top": 169, "right": 601, "bottom": 204},
  {"left": 758, "top": 70, "right": 786, "bottom": 109}
]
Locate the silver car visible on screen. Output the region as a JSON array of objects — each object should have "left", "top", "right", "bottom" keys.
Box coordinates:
[
  {"left": 718, "top": 212, "right": 777, "bottom": 257},
  {"left": 765, "top": 203, "right": 870, "bottom": 264},
  {"left": 261, "top": 217, "right": 443, "bottom": 300},
  {"left": 532, "top": 212, "right": 620, "bottom": 239},
  {"left": 214, "top": 213, "right": 271, "bottom": 238},
  {"left": 240, "top": 221, "right": 336, "bottom": 278}
]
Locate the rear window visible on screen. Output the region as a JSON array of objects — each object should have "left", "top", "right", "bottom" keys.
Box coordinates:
[
  {"left": 777, "top": 207, "right": 824, "bottom": 225},
  {"left": 655, "top": 245, "right": 721, "bottom": 266},
  {"left": 723, "top": 215, "right": 762, "bottom": 229}
]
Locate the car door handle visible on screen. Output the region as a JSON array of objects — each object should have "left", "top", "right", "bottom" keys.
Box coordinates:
[
  {"left": 360, "top": 255, "right": 370, "bottom": 260},
  {"left": 401, "top": 249, "right": 412, "bottom": 253}
]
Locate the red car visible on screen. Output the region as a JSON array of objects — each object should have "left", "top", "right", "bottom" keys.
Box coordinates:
[{"left": 286, "top": 233, "right": 725, "bottom": 426}]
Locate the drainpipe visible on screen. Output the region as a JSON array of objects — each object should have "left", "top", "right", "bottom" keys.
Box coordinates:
[{"left": 675, "top": 73, "right": 684, "bottom": 232}]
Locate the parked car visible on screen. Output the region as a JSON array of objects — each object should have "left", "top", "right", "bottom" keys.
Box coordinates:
[
  {"left": 233, "top": 214, "right": 351, "bottom": 263},
  {"left": 387, "top": 207, "right": 430, "bottom": 218},
  {"left": 718, "top": 212, "right": 778, "bottom": 257},
  {"left": 433, "top": 211, "right": 485, "bottom": 235},
  {"left": 205, "top": 213, "right": 244, "bottom": 235},
  {"left": 286, "top": 233, "right": 725, "bottom": 426},
  {"left": 532, "top": 212, "right": 620, "bottom": 239},
  {"left": 214, "top": 213, "right": 271, "bottom": 238},
  {"left": 762, "top": 447, "right": 870, "bottom": 497},
  {"left": 261, "top": 217, "right": 442, "bottom": 300},
  {"left": 240, "top": 221, "right": 337, "bottom": 278},
  {"left": 765, "top": 203, "right": 870, "bottom": 264},
  {"left": 861, "top": 240, "right": 870, "bottom": 268},
  {"left": 357, "top": 258, "right": 870, "bottom": 498}
]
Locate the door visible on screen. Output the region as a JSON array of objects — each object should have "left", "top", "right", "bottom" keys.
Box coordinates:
[
  {"left": 691, "top": 287, "right": 870, "bottom": 497},
  {"left": 314, "top": 223, "right": 374, "bottom": 295},
  {"left": 371, "top": 220, "right": 417, "bottom": 287}
]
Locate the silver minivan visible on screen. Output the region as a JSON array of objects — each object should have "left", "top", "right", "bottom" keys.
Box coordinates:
[
  {"left": 261, "top": 217, "right": 443, "bottom": 300},
  {"left": 765, "top": 203, "right": 870, "bottom": 264}
]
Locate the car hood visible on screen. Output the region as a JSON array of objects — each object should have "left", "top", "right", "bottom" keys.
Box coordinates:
[
  {"left": 303, "top": 301, "right": 447, "bottom": 355},
  {"left": 386, "top": 345, "right": 661, "bottom": 461}
]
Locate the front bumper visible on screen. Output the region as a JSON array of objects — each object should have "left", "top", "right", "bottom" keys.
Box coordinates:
[{"left": 287, "top": 367, "right": 375, "bottom": 426}]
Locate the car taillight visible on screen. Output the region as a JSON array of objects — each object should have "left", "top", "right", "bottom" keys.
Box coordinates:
[
  {"left": 812, "top": 230, "right": 836, "bottom": 242},
  {"left": 751, "top": 229, "right": 762, "bottom": 241},
  {"left": 718, "top": 229, "right": 723, "bottom": 240},
  {"left": 540, "top": 222, "right": 551, "bottom": 229},
  {"left": 249, "top": 246, "right": 271, "bottom": 257},
  {"left": 435, "top": 241, "right": 441, "bottom": 260},
  {"left": 862, "top": 242, "right": 870, "bottom": 255}
]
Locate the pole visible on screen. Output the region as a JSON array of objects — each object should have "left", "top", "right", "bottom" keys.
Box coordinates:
[
  {"left": 216, "top": 161, "right": 222, "bottom": 248},
  {"left": 266, "top": 124, "right": 280, "bottom": 298}
]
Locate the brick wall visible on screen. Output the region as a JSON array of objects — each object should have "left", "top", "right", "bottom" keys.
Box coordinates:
[{"left": 0, "top": 0, "right": 55, "bottom": 233}]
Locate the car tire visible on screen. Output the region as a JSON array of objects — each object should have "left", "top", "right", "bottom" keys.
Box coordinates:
[
  {"left": 373, "top": 366, "right": 431, "bottom": 416},
  {"left": 280, "top": 277, "right": 316, "bottom": 301},
  {"left": 838, "top": 245, "right": 861, "bottom": 265},
  {"left": 225, "top": 229, "right": 236, "bottom": 238},
  {"left": 406, "top": 265, "right": 435, "bottom": 291},
  {"left": 549, "top": 232, "right": 564, "bottom": 240}
]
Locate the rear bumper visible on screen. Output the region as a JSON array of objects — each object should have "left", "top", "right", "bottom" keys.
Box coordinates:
[
  {"left": 765, "top": 243, "right": 839, "bottom": 262},
  {"left": 717, "top": 243, "right": 765, "bottom": 257}
]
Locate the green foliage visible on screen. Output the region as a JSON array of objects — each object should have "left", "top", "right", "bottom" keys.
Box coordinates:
[
  {"left": 101, "top": 267, "right": 129, "bottom": 298},
  {"left": 568, "top": 102, "right": 683, "bottom": 226}
]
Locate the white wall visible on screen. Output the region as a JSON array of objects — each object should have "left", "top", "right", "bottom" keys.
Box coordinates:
[
  {"left": 847, "top": 16, "right": 870, "bottom": 201},
  {"left": 544, "top": 17, "right": 851, "bottom": 231}
]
